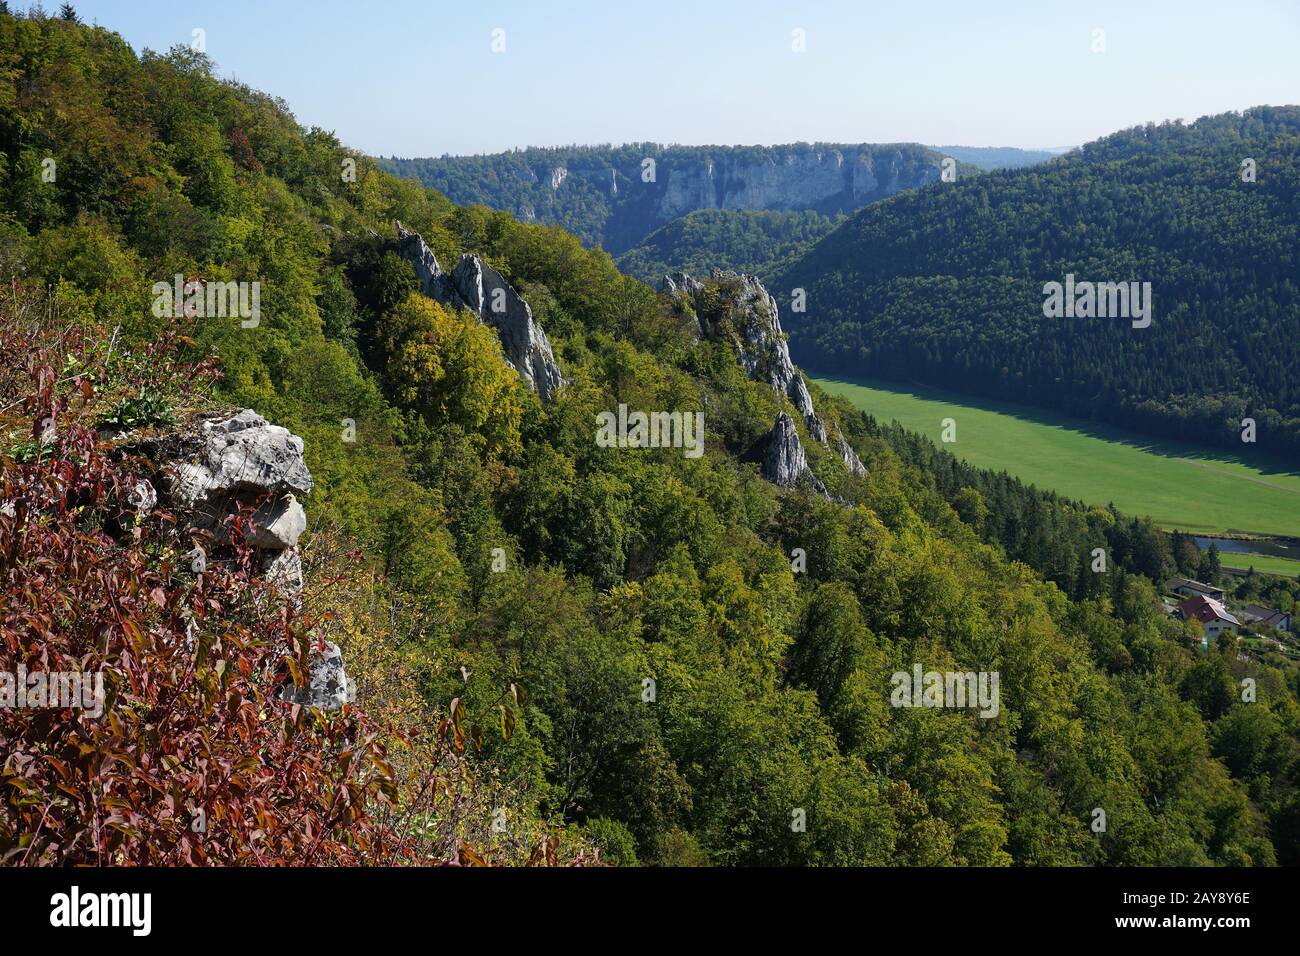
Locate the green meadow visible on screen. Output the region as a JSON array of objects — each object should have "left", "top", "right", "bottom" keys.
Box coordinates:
[
  {"left": 815, "top": 375, "right": 1300, "bottom": 541},
  {"left": 1220, "top": 554, "right": 1300, "bottom": 577}
]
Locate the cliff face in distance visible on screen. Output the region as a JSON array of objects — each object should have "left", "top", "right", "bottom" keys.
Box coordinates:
[{"left": 379, "top": 142, "right": 973, "bottom": 255}]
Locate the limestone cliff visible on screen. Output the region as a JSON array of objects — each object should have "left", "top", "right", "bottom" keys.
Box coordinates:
[
  {"left": 382, "top": 143, "right": 951, "bottom": 255},
  {"left": 396, "top": 223, "right": 565, "bottom": 401},
  {"left": 661, "top": 268, "right": 868, "bottom": 480},
  {"left": 763, "top": 412, "right": 828, "bottom": 497}
]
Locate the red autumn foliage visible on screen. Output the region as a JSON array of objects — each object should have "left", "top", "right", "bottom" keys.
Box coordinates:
[
  {"left": 228, "top": 127, "right": 263, "bottom": 173},
  {"left": 0, "top": 284, "right": 590, "bottom": 866}
]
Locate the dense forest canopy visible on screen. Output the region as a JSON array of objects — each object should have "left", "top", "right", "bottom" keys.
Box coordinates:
[
  {"left": 2, "top": 9, "right": 1299, "bottom": 866},
  {"left": 615, "top": 209, "right": 842, "bottom": 286},
  {"left": 775, "top": 108, "right": 1300, "bottom": 463}
]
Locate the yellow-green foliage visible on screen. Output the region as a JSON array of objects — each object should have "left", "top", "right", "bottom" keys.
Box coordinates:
[
  {"left": 378, "top": 293, "right": 523, "bottom": 459},
  {"left": 3, "top": 10, "right": 1298, "bottom": 868}
]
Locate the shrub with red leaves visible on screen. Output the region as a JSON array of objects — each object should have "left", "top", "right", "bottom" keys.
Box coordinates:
[
  {"left": 0, "top": 291, "right": 416, "bottom": 865},
  {"left": 0, "top": 284, "right": 586, "bottom": 867},
  {"left": 1, "top": 433, "right": 400, "bottom": 864}
]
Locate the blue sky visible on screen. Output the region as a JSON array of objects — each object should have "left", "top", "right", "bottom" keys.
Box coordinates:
[{"left": 67, "top": 0, "right": 1299, "bottom": 156}]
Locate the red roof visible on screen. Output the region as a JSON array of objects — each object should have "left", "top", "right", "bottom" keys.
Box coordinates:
[{"left": 1179, "top": 595, "right": 1240, "bottom": 626}]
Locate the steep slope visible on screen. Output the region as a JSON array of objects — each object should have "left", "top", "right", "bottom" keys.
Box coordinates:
[
  {"left": 776, "top": 108, "right": 1300, "bottom": 462},
  {"left": 615, "top": 209, "right": 841, "bottom": 285},
  {"left": 379, "top": 142, "right": 972, "bottom": 254},
  {"left": 3, "top": 11, "right": 1299, "bottom": 868}
]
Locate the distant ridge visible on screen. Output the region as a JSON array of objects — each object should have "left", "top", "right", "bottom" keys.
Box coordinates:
[
  {"left": 378, "top": 142, "right": 979, "bottom": 254},
  {"left": 928, "top": 145, "right": 1060, "bottom": 168}
]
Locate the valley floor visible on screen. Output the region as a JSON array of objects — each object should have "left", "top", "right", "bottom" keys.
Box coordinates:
[{"left": 815, "top": 375, "right": 1300, "bottom": 572}]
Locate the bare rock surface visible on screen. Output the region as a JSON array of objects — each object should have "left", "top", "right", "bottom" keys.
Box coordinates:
[
  {"left": 395, "top": 222, "right": 565, "bottom": 400},
  {"left": 837, "top": 436, "right": 868, "bottom": 477},
  {"left": 281, "top": 640, "right": 356, "bottom": 711},
  {"left": 664, "top": 270, "right": 819, "bottom": 426},
  {"left": 248, "top": 493, "right": 307, "bottom": 550},
  {"left": 172, "top": 409, "right": 312, "bottom": 511},
  {"left": 663, "top": 269, "right": 872, "bottom": 478},
  {"left": 161, "top": 409, "right": 351, "bottom": 711},
  {"left": 763, "top": 412, "right": 829, "bottom": 497}
]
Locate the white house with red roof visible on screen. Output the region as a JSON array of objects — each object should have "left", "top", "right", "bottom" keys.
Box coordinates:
[{"left": 1178, "top": 594, "right": 1240, "bottom": 647}]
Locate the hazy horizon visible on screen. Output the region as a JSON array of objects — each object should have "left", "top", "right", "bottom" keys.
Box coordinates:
[
  {"left": 65, "top": 0, "right": 1298, "bottom": 157},
  {"left": 374, "top": 141, "right": 1079, "bottom": 160}
]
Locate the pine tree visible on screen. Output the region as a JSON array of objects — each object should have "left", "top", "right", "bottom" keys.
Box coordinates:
[{"left": 1205, "top": 542, "right": 1222, "bottom": 579}]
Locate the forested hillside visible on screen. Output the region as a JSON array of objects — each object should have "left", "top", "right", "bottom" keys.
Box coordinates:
[
  {"left": 3, "top": 10, "right": 1299, "bottom": 866},
  {"left": 776, "top": 108, "right": 1300, "bottom": 462},
  {"left": 615, "top": 209, "right": 841, "bottom": 285},
  {"left": 378, "top": 142, "right": 964, "bottom": 255}
]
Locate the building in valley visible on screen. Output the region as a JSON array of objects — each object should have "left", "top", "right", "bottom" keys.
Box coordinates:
[
  {"left": 1166, "top": 577, "right": 1227, "bottom": 602},
  {"left": 1178, "top": 594, "right": 1241, "bottom": 648},
  {"left": 1240, "top": 604, "right": 1292, "bottom": 633}
]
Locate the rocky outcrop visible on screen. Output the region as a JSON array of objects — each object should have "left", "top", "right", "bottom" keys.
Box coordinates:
[
  {"left": 764, "top": 413, "right": 827, "bottom": 497},
  {"left": 790, "top": 377, "right": 827, "bottom": 442},
  {"left": 248, "top": 493, "right": 307, "bottom": 550},
  {"left": 662, "top": 269, "right": 820, "bottom": 429},
  {"left": 280, "top": 640, "right": 354, "bottom": 711},
  {"left": 262, "top": 547, "right": 304, "bottom": 594},
  {"left": 396, "top": 222, "right": 449, "bottom": 302},
  {"left": 837, "top": 435, "right": 868, "bottom": 477},
  {"left": 161, "top": 409, "right": 354, "bottom": 711},
  {"left": 661, "top": 270, "right": 703, "bottom": 301},
  {"left": 661, "top": 271, "right": 705, "bottom": 338},
  {"left": 450, "top": 255, "right": 566, "bottom": 400},
  {"left": 395, "top": 222, "right": 565, "bottom": 401},
  {"left": 171, "top": 408, "right": 313, "bottom": 511},
  {"left": 764, "top": 412, "right": 806, "bottom": 486},
  {"left": 168, "top": 409, "right": 311, "bottom": 554},
  {"left": 663, "top": 269, "right": 868, "bottom": 489}
]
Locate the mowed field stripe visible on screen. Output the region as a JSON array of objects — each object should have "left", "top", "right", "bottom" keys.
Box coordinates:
[
  {"left": 814, "top": 375, "right": 1300, "bottom": 539},
  {"left": 1176, "top": 457, "right": 1300, "bottom": 496}
]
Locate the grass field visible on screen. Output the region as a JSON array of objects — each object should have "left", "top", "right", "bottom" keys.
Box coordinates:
[
  {"left": 1221, "top": 554, "right": 1300, "bottom": 577},
  {"left": 814, "top": 375, "right": 1300, "bottom": 540}
]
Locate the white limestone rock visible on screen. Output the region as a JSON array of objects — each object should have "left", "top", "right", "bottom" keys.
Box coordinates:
[
  {"left": 837, "top": 435, "right": 868, "bottom": 477},
  {"left": 282, "top": 640, "right": 356, "bottom": 711},
  {"left": 395, "top": 223, "right": 565, "bottom": 401},
  {"left": 262, "top": 547, "right": 304, "bottom": 594},
  {"left": 665, "top": 269, "right": 825, "bottom": 439},
  {"left": 764, "top": 412, "right": 828, "bottom": 497},
  {"left": 160, "top": 410, "right": 356, "bottom": 713},
  {"left": 172, "top": 409, "right": 313, "bottom": 511},
  {"left": 248, "top": 493, "right": 307, "bottom": 550}
]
